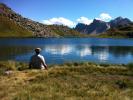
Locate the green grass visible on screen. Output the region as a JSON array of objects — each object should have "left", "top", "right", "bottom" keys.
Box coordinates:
[
  {"left": 0, "top": 15, "right": 33, "bottom": 37},
  {"left": 0, "top": 61, "right": 133, "bottom": 100}
]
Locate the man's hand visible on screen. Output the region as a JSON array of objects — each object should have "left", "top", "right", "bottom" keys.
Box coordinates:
[{"left": 44, "top": 64, "right": 48, "bottom": 70}]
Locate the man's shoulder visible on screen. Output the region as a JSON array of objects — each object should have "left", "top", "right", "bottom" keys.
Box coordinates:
[
  {"left": 38, "top": 54, "right": 44, "bottom": 59},
  {"left": 31, "top": 54, "right": 44, "bottom": 61},
  {"left": 38, "top": 54, "right": 43, "bottom": 57}
]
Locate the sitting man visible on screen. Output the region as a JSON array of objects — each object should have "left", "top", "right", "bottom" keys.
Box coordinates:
[{"left": 29, "top": 48, "right": 47, "bottom": 70}]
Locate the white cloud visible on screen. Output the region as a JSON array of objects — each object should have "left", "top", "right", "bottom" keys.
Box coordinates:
[
  {"left": 97, "top": 13, "right": 112, "bottom": 21},
  {"left": 77, "top": 17, "right": 93, "bottom": 25},
  {"left": 42, "top": 17, "right": 76, "bottom": 28},
  {"left": 42, "top": 13, "right": 112, "bottom": 28}
]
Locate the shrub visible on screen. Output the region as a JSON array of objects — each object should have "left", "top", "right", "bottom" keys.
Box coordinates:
[
  {"left": 17, "top": 62, "right": 29, "bottom": 71},
  {"left": 126, "top": 63, "right": 133, "bottom": 70},
  {"left": 99, "top": 63, "right": 110, "bottom": 67},
  {"left": 115, "top": 80, "right": 127, "bottom": 89}
]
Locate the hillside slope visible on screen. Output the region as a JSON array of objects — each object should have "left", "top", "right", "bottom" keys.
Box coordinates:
[
  {"left": 99, "top": 23, "right": 133, "bottom": 38},
  {"left": 0, "top": 15, "right": 33, "bottom": 37},
  {"left": 0, "top": 3, "right": 82, "bottom": 37}
]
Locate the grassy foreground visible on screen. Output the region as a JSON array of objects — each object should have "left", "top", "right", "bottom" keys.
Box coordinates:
[{"left": 0, "top": 61, "right": 133, "bottom": 100}]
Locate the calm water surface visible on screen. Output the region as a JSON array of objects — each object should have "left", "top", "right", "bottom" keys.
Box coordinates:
[{"left": 0, "top": 38, "right": 133, "bottom": 64}]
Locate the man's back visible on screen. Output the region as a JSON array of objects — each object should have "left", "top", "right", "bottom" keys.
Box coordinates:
[{"left": 29, "top": 54, "right": 45, "bottom": 69}]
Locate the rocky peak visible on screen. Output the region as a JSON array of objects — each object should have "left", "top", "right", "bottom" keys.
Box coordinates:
[
  {"left": 75, "top": 19, "right": 110, "bottom": 34},
  {"left": 115, "top": 16, "right": 123, "bottom": 21},
  {"left": 75, "top": 23, "right": 88, "bottom": 33},
  {"left": 93, "top": 19, "right": 105, "bottom": 24},
  {"left": 0, "top": 3, "right": 9, "bottom": 9},
  {"left": 109, "top": 17, "right": 132, "bottom": 27}
]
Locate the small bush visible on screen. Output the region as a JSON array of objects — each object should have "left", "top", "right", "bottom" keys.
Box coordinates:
[
  {"left": 126, "top": 63, "right": 133, "bottom": 70},
  {"left": 115, "top": 80, "right": 127, "bottom": 89},
  {"left": 17, "top": 62, "right": 29, "bottom": 71},
  {"left": 73, "top": 62, "right": 79, "bottom": 66},
  {"left": 99, "top": 63, "right": 110, "bottom": 67},
  {"left": 65, "top": 63, "right": 73, "bottom": 67}
]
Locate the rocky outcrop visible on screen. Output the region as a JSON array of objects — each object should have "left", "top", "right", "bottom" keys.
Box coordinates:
[{"left": 109, "top": 17, "right": 132, "bottom": 28}]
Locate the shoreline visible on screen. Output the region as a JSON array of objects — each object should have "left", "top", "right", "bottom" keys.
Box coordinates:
[{"left": 0, "top": 36, "right": 133, "bottom": 39}]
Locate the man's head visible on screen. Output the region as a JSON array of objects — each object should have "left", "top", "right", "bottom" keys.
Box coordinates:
[{"left": 35, "top": 48, "right": 41, "bottom": 54}]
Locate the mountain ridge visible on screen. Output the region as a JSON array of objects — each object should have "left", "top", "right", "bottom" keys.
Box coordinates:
[
  {"left": 0, "top": 3, "right": 82, "bottom": 37},
  {"left": 75, "top": 17, "right": 132, "bottom": 35}
]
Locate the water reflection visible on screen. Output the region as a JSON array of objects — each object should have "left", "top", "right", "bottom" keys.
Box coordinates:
[
  {"left": 1, "top": 39, "right": 133, "bottom": 64},
  {"left": 42, "top": 45, "right": 133, "bottom": 64},
  {"left": 44, "top": 45, "right": 73, "bottom": 55},
  {"left": 109, "top": 46, "right": 133, "bottom": 57},
  {"left": 0, "top": 46, "right": 35, "bottom": 60},
  {"left": 77, "top": 45, "right": 92, "bottom": 57},
  {"left": 44, "top": 44, "right": 92, "bottom": 57},
  {"left": 91, "top": 46, "right": 109, "bottom": 61}
]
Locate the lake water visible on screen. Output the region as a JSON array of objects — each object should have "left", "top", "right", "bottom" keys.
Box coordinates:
[{"left": 1, "top": 38, "right": 133, "bottom": 64}]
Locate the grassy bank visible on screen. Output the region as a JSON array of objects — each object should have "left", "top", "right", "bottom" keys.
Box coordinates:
[{"left": 0, "top": 61, "right": 133, "bottom": 100}]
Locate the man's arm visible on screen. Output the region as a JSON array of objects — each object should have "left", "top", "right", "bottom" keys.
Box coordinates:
[
  {"left": 42, "top": 61, "right": 48, "bottom": 70},
  {"left": 39, "top": 56, "right": 48, "bottom": 70}
]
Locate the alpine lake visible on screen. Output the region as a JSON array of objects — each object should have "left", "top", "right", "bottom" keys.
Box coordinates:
[{"left": 1, "top": 38, "right": 133, "bottom": 65}]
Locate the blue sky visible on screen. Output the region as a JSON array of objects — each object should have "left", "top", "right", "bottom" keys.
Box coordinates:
[{"left": 1, "top": 0, "right": 133, "bottom": 27}]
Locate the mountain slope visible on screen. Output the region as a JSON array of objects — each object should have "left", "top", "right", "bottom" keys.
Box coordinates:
[
  {"left": 0, "top": 15, "right": 33, "bottom": 37},
  {"left": 49, "top": 25, "right": 85, "bottom": 37},
  {"left": 99, "top": 23, "right": 133, "bottom": 38},
  {"left": 0, "top": 3, "right": 82, "bottom": 37},
  {"left": 109, "top": 17, "right": 132, "bottom": 28}
]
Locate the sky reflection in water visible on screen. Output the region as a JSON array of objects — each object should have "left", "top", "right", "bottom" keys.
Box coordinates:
[{"left": 0, "top": 38, "right": 133, "bottom": 64}]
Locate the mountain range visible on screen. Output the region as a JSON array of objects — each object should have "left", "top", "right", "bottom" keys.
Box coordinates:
[
  {"left": 0, "top": 3, "right": 133, "bottom": 38},
  {"left": 75, "top": 17, "right": 132, "bottom": 35}
]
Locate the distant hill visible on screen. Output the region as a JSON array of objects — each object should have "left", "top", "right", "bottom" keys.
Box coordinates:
[
  {"left": 109, "top": 17, "right": 132, "bottom": 28},
  {"left": 0, "top": 15, "right": 33, "bottom": 37},
  {"left": 0, "top": 3, "right": 82, "bottom": 37},
  {"left": 99, "top": 23, "right": 133, "bottom": 38},
  {"left": 75, "top": 17, "right": 133, "bottom": 37},
  {"left": 99, "top": 17, "right": 133, "bottom": 38}
]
